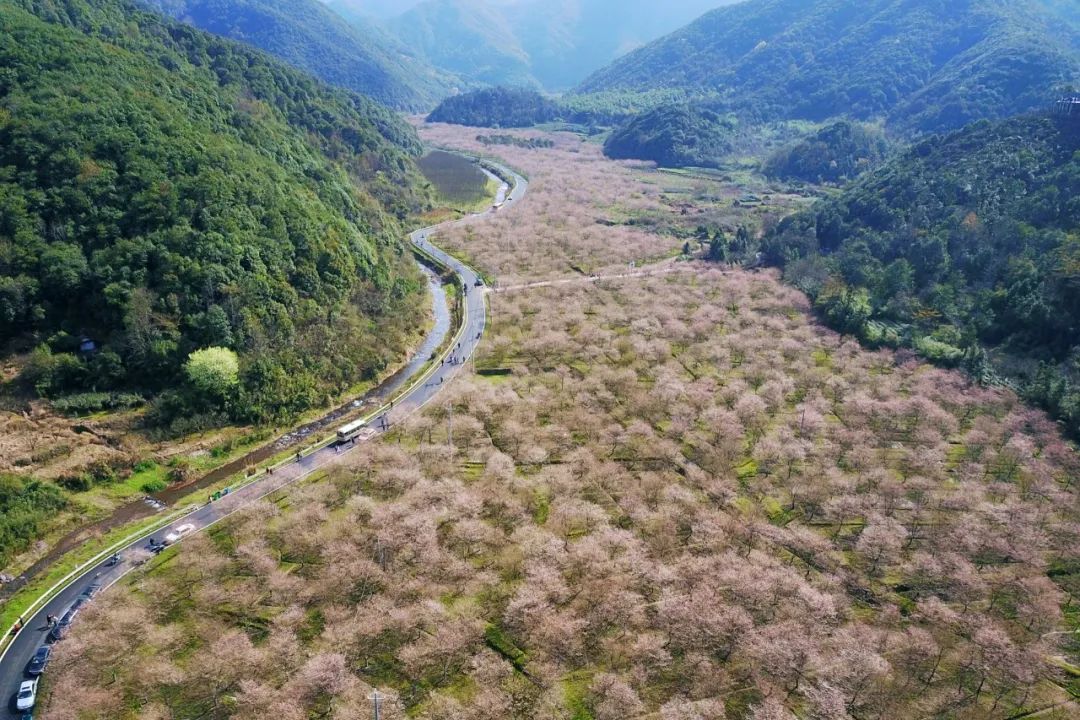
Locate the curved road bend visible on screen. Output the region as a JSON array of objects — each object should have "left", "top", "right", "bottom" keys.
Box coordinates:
[{"left": 0, "top": 162, "right": 528, "bottom": 716}]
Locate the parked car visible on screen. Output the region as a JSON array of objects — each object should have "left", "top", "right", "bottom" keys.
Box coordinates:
[
  {"left": 80, "top": 583, "right": 102, "bottom": 600},
  {"left": 25, "top": 646, "right": 50, "bottom": 676},
  {"left": 16, "top": 679, "right": 37, "bottom": 710},
  {"left": 48, "top": 600, "right": 85, "bottom": 642},
  {"left": 163, "top": 523, "right": 196, "bottom": 545}
]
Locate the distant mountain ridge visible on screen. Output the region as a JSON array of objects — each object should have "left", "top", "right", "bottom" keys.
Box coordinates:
[
  {"left": 337, "top": 0, "right": 737, "bottom": 91},
  {"left": 576, "top": 0, "right": 1080, "bottom": 134},
  {"left": 141, "top": 0, "right": 461, "bottom": 109},
  {"left": 385, "top": 0, "right": 534, "bottom": 88}
]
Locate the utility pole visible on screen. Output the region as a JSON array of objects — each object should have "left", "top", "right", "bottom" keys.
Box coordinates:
[
  {"left": 369, "top": 689, "right": 382, "bottom": 720},
  {"left": 447, "top": 402, "right": 454, "bottom": 454}
]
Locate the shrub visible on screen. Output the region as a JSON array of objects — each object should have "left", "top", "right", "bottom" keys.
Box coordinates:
[
  {"left": 0, "top": 475, "right": 67, "bottom": 568},
  {"left": 184, "top": 348, "right": 240, "bottom": 403},
  {"left": 51, "top": 392, "right": 145, "bottom": 416},
  {"left": 140, "top": 478, "right": 168, "bottom": 494}
]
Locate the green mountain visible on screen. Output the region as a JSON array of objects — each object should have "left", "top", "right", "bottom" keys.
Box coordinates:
[
  {"left": 142, "top": 0, "right": 459, "bottom": 110},
  {"left": 0, "top": 0, "right": 432, "bottom": 428},
  {"left": 576, "top": 0, "right": 1080, "bottom": 135},
  {"left": 763, "top": 112, "right": 1080, "bottom": 435},
  {"left": 603, "top": 105, "right": 738, "bottom": 168}
]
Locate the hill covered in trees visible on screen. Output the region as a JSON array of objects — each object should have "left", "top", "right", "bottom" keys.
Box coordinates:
[
  {"left": 763, "top": 121, "right": 890, "bottom": 184},
  {"left": 142, "top": 0, "right": 459, "bottom": 110},
  {"left": 576, "top": 0, "right": 1080, "bottom": 135},
  {"left": 764, "top": 112, "right": 1080, "bottom": 436},
  {"left": 1, "top": 0, "right": 432, "bottom": 429},
  {"left": 603, "top": 105, "right": 738, "bottom": 168},
  {"left": 427, "top": 87, "right": 562, "bottom": 128}
]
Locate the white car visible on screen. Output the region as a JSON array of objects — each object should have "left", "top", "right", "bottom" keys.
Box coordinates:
[
  {"left": 163, "top": 523, "right": 196, "bottom": 545},
  {"left": 16, "top": 678, "right": 37, "bottom": 710}
]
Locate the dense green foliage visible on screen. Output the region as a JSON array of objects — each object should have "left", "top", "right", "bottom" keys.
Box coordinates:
[
  {"left": 763, "top": 113, "right": 1080, "bottom": 435},
  {"left": 603, "top": 105, "right": 737, "bottom": 168},
  {"left": 0, "top": 475, "right": 67, "bottom": 568},
  {"left": 184, "top": 347, "right": 240, "bottom": 405},
  {"left": 763, "top": 121, "right": 889, "bottom": 184},
  {"left": 142, "top": 0, "right": 458, "bottom": 110},
  {"left": 576, "top": 0, "right": 1080, "bottom": 135},
  {"left": 476, "top": 134, "right": 554, "bottom": 149},
  {"left": 427, "top": 87, "right": 561, "bottom": 128},
  {"left": 427, "top": 85, "right": 686, "bottom": 130},
  {"left": 1, "top": 0, "right": 431, "bottom": 428},
  {"left": 560, "top": 89, "right": 690, "bottom": 126}
]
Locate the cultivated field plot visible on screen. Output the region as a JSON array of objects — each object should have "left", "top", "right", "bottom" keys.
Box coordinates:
[
  {"left": 417, "top": 150, "right": 494, "bottom": 209},
  {"left": 44, "top": 268, "right": 1080, "bottom": 720}
]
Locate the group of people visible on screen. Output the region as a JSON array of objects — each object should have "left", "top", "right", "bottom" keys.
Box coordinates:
[{"left": 10, "top": 613, "right": 57, "bottom": 635}]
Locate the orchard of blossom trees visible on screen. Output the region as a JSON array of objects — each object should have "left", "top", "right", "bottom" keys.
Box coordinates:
[
  {"left": 419, "top": 123, "right": 687, "bottom": 284},
  {"left": 40, "top": 128, "right": 1080, "bottom": 720}
]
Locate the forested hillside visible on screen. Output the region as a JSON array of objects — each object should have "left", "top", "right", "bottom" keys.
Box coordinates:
[
  {"left": 763, "top": 121, "right": 890, "bottom": 184},
  {"left": 427, "top": 87, "right": 562, "bottom": 128},
  {"left": 764, "top": 113, "right": 1080, "bottom": 436},
  {"left": 576, "top": 0, "right": 1080, "bottom": 135},
  {"left": 603, "top": 105, "right": 737, "bottom": 168},
  {"left": 0, "top": 0, "right": 432, "bottom": 429},
  {"left": 142, "top": 0, "right": 459, "bottom": 110}
]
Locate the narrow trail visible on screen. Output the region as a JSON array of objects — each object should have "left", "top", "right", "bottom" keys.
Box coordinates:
[{"left": 492, "top": 259, "right": 701, "bottom": 293}]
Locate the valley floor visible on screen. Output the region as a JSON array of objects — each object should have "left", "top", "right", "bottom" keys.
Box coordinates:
[{"left": 36, "top": 126, "right": 1080, "bottom": 720}]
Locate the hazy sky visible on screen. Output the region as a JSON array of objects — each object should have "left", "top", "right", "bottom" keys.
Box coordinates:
[{"left": 326, "top": 0, "right": 733, "bottom": 21}]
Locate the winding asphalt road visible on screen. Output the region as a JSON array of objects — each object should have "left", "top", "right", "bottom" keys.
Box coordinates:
[{"left": 0, "top": 160, "right": 528, "bottom": 717}]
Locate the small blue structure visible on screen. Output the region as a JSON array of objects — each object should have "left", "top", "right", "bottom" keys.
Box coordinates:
[
  {"left": 79, "top": 336, "right": 96, "bottom": 353},
  {"left": 1054, "top": 96, "right": 1080, "bottom": 117}
]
